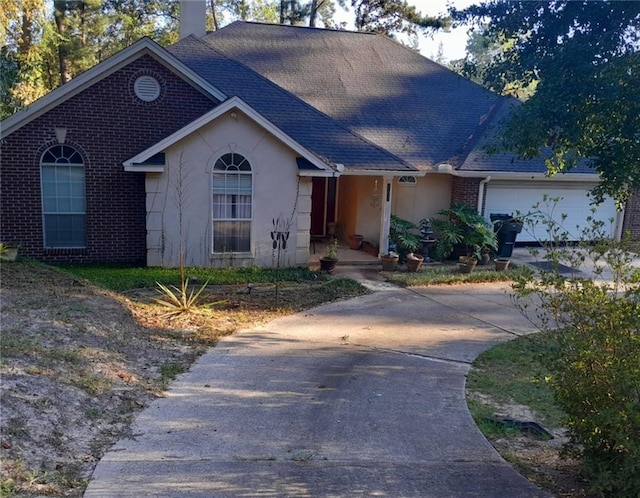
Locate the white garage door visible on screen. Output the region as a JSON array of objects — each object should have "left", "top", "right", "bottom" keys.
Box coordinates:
[{"left": 484, "top": 182, "right": 618, "bottom": 242}]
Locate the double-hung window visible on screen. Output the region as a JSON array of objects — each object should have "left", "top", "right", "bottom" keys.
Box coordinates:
[
  {"left": 41, "top": 145, "right": 86, "bottom": 248},
  {"left": 212, "top": 153, "right": 252, "bottom": 252}
]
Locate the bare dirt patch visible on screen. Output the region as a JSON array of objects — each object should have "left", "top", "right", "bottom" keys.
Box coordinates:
[
  {"left": 467, "top": 392, "right": 596, "bottom": 497},
  {"left": 0, "top": 261, "right": 366, "bottom": 497}
]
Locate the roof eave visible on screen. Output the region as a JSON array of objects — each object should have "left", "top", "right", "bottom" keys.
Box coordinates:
[
  {"left": 451, "top": 169, "right": 603, "bottom": 182},
  {"left": 0, "top": 37, "right": 227, "bottom": 140},
  {"left": 123, "top": 96, "right": 334, "bottom": 174}
]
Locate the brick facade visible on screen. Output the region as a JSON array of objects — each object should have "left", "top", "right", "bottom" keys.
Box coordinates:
[
  {"left": 450, "top": 176, "right": 482, "bottom": 210},
  {"left": 622, "top": 190, "right": 640, "bottom": 240},
  {"left": 0, "top": 55, "right": 217, "bottom": 264}
]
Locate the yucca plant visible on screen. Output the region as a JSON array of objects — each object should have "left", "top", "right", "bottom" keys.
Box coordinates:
[{"left": 154, "top": 277, "right": 211, "bottom": 316}]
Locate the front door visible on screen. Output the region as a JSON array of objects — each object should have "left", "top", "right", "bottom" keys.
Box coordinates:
[{"left": 311, "top": 177, "right": 337, "bottom": 236}]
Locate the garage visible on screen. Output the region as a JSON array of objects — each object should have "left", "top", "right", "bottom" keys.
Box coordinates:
[{"left": 484, "top": 181, "right": 620, "bottom": 242}]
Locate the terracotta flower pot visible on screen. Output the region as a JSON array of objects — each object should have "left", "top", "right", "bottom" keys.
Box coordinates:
[
  {"left": 458, "top": 257, "right": 478, "bottom": 273},
  {"left": 494, "top": 258, "right": 510, "bottom": 271},
  {"left": 348, "top": 234, "right": 363, "bottom": 250},
  {"left": 380, "top": 254, "right": 399, "bottom": 271},
  {"left": 406, "top": 253, "right": 424, "bottom": 272}
]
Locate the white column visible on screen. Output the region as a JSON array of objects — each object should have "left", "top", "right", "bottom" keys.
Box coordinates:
[{"left": 378, "top": 176, "right": 393, "bottom": 255}]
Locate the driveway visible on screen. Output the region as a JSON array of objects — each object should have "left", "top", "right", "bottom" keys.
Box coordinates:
[{"left": 84, "top": 278, "right": 550, "bottom": 497}]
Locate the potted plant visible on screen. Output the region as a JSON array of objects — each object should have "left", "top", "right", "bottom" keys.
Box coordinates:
[
  {"left": 458, "top": 255, "right": 478, "bottom": 273},
  {"left": 0, "top": 242, "right": 20, "bottom": 261},
  {"left": 380, "top": 251, "right": 399, "bottom": 271},
  {"left": 348, "top": 234, "right": 364, "bottom": 250},
  {"left": 319, "top": 238, "right": 339, "bottom": 272},
  {"left": 430, "top": 202, "right": 498, "bottom": 265},
  {"left": 406, "top": 252, "right": 424, "bottom": 272},
  {"left": 389, "top": 215, "right": 421, "bottom": 263},
  {"left": 494, "top": 257, "right": 511, "bottom": 271},
  {"left": 479, "top": 247, "right": 491, "bottom": 265}
]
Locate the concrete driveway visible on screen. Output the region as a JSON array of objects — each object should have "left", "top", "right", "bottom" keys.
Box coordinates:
[{"left": 84, "top": 277, "right": 550, "bottom": 497}]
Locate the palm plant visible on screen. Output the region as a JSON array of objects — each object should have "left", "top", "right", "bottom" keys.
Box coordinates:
[
  {"left": 389, "top": 215, "right": 421, "bottom": 261},
  {"left": 430, "top": 202, "right": 497, "bottom": 261}
]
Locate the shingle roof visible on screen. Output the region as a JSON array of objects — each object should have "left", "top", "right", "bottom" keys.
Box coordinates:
[
  {"left": 201, "top": 21, "right": 503, "bottom": 169},
  {"left": 167, "top": 34, "right": 415, "bottom": 172},
  {"left": 459, "top": 99, "right": 598, "bottom": 175}
]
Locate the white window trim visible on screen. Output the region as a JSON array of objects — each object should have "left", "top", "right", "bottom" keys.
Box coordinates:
[
  {"left": 40, "top": 145, "right": 87, "bottom": 248},
  {"left": 398, "top": 176, "right": 417, "bottom": 186},
  {"left": 211, "top": 153, "right": 254, "bottom": 254}
]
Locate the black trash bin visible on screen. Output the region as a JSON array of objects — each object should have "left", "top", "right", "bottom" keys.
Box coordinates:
[{"left": 490, "top": 214, "right": 523, "bottom": 258}]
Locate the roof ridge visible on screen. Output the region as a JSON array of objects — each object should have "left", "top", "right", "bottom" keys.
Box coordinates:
[
  {"left": 222, "top": 20, "right": 379, "bottom": 36},
  {"left": 184, "top": 35, "right": 417, "bottom": 171}
]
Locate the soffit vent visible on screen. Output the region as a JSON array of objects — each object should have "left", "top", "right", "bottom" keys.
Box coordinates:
[{"left": 134, "top": 75, "right": 161, "bottom": 102}]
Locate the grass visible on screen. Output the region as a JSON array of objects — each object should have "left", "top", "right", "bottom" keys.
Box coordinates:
[
  {"left": 384, "top": 262, "right": 529, "bottom": 287},
  {"left": 55, "top": 264, "right": 319, "bottom": 292},
  {"left": 466, "top": 330, "right": 565, "bottom": 431},
  {"left": 160, "top": 361, "right": 189, "bottom": 390}
]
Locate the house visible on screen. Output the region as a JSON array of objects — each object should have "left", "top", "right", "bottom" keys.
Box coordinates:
[{"left": 1, "top": 5, "right": 637, "bottom": 267}]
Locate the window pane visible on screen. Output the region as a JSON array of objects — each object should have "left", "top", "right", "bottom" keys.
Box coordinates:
[
  {"left": 42, "top": 166, "right": 55, "bottom": 182},
  {"left": 41, "top": 147, "right": 86, "bottom": 247},
  {"left": 214, "top": 221, "right": 250, "bottom": 252},
  {"left": 212, "top": 154, "right": 252, "bottom": 253},
  {"left": 44, "top": 214, "right": 86, "bottom": 247},
  {"left": 57, "top": 198, "right": 71, "bottom": 212}
]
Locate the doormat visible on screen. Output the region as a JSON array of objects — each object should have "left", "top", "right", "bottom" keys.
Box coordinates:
[{"left": 530, "top": 261, "right": 581, "bottom": 274}]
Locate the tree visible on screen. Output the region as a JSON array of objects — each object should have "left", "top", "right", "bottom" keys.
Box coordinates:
[
  {"left": 350, "top": 0, "right": 446, "bottom": 36},
  {"left": 453, "top": 1, "right": 640, "bottom": 203}
]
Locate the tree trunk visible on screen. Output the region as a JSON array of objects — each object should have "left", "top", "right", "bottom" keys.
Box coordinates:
[
  {"left": 309, "top": 0, "right": 318, "bottom": 26},
  {"left": 209, "top": 0, "right": 218, "bottom": 30},
  {"left": 53, "top": 0, "right": 70, "bottom": 84}
]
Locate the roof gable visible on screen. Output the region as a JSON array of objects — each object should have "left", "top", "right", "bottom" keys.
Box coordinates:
[
  {"left": 0, "top": 37, "right": 226, "bottom": 139},
  {"left": 124, "top": 96, "right": 334, "bottom": 176}
]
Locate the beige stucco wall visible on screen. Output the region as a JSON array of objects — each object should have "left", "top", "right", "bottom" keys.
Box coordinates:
[
  {"left": 336, "top": 173, "right": 452, "bottom": 248},
  {"left": 145, "top": 110, "right": 311, "bottom": 268},
  {"left": 392, "top": 174, "right": 452, "bottom": 225}
]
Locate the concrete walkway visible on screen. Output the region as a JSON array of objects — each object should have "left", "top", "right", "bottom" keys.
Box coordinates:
[{"left": 84, "top": 276, "right": 550, "bottom": 497}]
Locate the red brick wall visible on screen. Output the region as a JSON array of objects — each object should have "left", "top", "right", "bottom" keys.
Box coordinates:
[
  {"left": 1, "top": 55, "right": 217, "bottom": 264},
  {"left": 622, "top": 190, "right": 640, "bottom": 240},
  {"left": 451, "top": 176, "right": 482, "bottom": 210}
]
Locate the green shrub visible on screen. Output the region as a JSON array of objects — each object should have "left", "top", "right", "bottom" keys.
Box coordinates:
[
  {"left": 429, "top": 202, "right": 497, "bottom": 260},
  {"left": 512, "top": 198, "right": 640, "bottom": 496}
]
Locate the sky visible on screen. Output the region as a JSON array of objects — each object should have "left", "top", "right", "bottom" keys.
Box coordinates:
[
  {"left": 336, "top": 0, "right": 478, "bottom": 62},
  {"left": 411, "top": 0, "right": 478, "bottom": 61}
]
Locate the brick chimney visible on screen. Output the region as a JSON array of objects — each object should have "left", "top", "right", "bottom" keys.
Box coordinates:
[{"left": 180, "top": 0, "right": 207, "bottom": 39}]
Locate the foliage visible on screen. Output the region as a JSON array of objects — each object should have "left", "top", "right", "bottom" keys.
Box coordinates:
[
  {"left": 153, "top": 278, "right": 216, "bottom": 316},
  {"left": 452, "top": 1, "right": 640, "bottom": 204},
  {"left": 384, "top": 263, "right": 526, "bottom": 287},
  {"left": 350, "top": 0, "right": 447, "bottom": 36},
  {"left": 511, "top": 202, "right": 640, "bottom": 497},
  {"left": 323, "top": 237, "right": 339, "bottom": 260},
  {"left": 449, "top": 29, "right": 537, "bottom": 100},
  {"left": 55, "top": 264, "right": 319, "bottom": 292},
  {"left": 389, "top": 214, "right": 421, "bottom": 261},
  {"left": 429, "top": 202, "right": 497, "bottom": 261}
]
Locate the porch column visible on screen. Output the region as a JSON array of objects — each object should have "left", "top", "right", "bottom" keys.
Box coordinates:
[{"left": 378, "top": 176, "right": 393, "bottom": 255}]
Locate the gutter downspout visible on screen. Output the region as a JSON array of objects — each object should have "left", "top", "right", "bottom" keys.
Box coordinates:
[
  {"left": 477, "top": 176, "right": 491, "bottom": 214},
  {"left": 614, "top": 205, "right": 626, "bottom": 242}
]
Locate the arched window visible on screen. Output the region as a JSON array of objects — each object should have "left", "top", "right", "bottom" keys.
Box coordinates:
[
  {"left": 41, "top": 145, "right": 86, "bottom": 247},
  {"left": 212, "top": 153, "right": 252, "bottom": 252}
]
